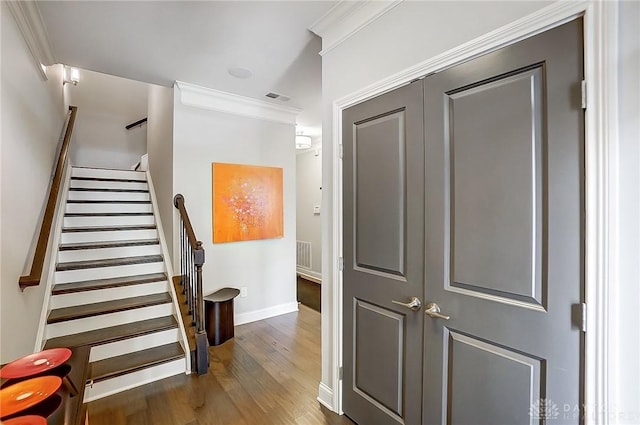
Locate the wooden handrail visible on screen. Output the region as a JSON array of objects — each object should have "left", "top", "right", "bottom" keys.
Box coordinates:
[
  {"left": 125, "top": 117, "right": 147, "bottom": 130},
  {"left": 173, "top": 194, "right": 203, "bottom": 261},
  {"left": 19, "top": 106, "right": 78, "bottom": 291}
]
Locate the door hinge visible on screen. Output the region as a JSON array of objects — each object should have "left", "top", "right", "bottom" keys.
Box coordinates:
[
  {"left": 581, "top": 80, "right": 587, "bottom": 109},
  {"left": 338, "top": 144, "right": 344, "bottom": 159},
  {"left": 572, "top": 303, "right": 587, "bottom": 332},
  {"left": 338, "top": 257, "right": 344, "bottom": 271},
  {"left": 338, "top": 366, "right": 343, "bottom": 380}
]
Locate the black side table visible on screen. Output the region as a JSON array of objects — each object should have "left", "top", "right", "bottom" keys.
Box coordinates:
[{"left": 203, "top": 288, "right": 240, "bottom": 346}]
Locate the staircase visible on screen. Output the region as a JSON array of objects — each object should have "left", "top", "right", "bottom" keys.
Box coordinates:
[{"left": 40, "top": 166, "right": 188, "bottom": 402}]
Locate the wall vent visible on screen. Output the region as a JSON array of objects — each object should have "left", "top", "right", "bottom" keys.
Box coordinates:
[
  {"left": 265, "top": 92, "right": 291, "bottom": 102},
  {"left": 296, "top": 241, "right": 312, "bottom": 269}
]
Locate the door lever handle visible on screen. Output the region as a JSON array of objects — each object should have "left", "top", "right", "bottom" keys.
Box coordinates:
[
  {"left": 392, "top": 296, "right": 422, "bottom": 312},
  {"left": 424, "top": 303, "right": 450, "bottom": 320}
]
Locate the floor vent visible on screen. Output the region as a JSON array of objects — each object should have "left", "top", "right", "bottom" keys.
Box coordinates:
[{"left": 296, "top": 241, "right": 312, "bottom": 269}]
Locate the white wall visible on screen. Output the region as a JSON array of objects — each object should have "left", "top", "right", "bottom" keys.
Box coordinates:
[
  {"left": 0, "top": 4, "right": 65, "bottom": 362},
  {"left": 173, "top": 87, "right": 297, "bottom": 322},
  {"left": 616, "top": 1, "right": 640, "bottom": 422},
  {"left": 66, "top": 69, "right": 148, "bottom": 169},
  {"left": 296, "top": 143, "right": 322, "bottom": 280},
  {"left": 147, "top": 85, "right": 174, "bottom": 263},
  {"left": 319, "top": 0, "right": 551, "bottom": 395}
]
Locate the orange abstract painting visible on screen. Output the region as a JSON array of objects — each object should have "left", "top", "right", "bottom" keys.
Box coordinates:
[{"left": 212, "top": 163, "right": 283, "bottom": 243}]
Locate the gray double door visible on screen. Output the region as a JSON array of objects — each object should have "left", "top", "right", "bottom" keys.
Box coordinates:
[{"left": 342, "top": 20, "right": 584, "bottom": 425}]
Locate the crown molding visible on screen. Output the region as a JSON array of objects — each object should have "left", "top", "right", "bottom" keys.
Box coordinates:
[
  {"left": 309, "top": 0, "right": 403, "bottom": 56},
  {"left": 175, "top": 81, "right": 300, "bottom": 126},
  {"left": 6, "top": 1, "right": 56, "bottom": 80}
]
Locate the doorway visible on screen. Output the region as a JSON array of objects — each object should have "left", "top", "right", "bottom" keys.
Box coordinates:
[{"left": 341, "top": 19, "right": 585, "bottom": 425}]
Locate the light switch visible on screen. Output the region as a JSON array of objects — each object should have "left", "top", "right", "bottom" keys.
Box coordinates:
[{"left": 313, "top": 205, "right": 321, "bottom": 215}]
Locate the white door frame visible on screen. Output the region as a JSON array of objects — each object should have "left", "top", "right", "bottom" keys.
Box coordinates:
[{"left": 328, "top": 1, "right": 619, "bottom": 422}]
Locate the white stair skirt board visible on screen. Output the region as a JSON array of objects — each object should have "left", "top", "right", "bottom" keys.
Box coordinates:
[
  {"left": 234, "top": 301, "right": 299, "bottom": 326},
  {"left": 89, "top": 328, "right": 182, "bottom": 362},
  {"left": 70, "top": 180, "right": 149, "bottom": 191},
  {"left": 83, "top": 358, "right": 186, "bottom": 403},
  {"left": 67, "top": 191, "right": 150, "bottom": 202},
  {"left": 45, "top": 303, "right": 175, "bottom": 339},
  {"left": 66, "top": 203, "right": 153, "bottom": 214},
  {"left": 71, "top": 167, "right": 147, "bottom": 181},
  {"left": 60, "top": 229, "right": 158, "bottom": 244},
  {"left": 54, "top": 261, "right": 165, "bottom": 284},
  {"left": 50, "top": 281, "right": 170, "bottom": 309},
  {"left": 63, "top": 215, "right": 156, "bottom": 228},
  {"left": 57, "top": 243, "right": 162, "bottom": 263}
]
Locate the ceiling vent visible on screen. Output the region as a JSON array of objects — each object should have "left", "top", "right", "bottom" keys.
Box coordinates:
[{"left": 265, "top": 92, "right": 290, "bottom": 102}]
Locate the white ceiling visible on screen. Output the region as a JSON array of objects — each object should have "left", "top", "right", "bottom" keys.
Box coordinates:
[{"left": 37, "top": 1, "right": 335, "bottom": 134}]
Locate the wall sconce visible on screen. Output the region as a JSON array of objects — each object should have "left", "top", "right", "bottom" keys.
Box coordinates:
[
  {"left": 63, "top": 67, "right": 80, "bottom": 86},
  {"left": 295, "top": 132, "right": 311, "bottom": 150}
]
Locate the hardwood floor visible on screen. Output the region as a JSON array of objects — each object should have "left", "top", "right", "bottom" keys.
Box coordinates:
[{"left": 87, "top": 305, "right": 355, "bottom": 425}]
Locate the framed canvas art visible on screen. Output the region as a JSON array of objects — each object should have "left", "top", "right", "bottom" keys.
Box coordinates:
[{"left": 212, "top": 162, "right": 283, "bottom": 243}]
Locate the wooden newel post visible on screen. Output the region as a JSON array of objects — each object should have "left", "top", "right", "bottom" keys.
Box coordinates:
[{"left": 193, "top": 241, "right": 208, "bottom": 375}]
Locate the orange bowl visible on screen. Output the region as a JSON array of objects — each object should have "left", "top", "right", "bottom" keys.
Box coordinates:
[
  {"left": 1, "top": 415, "right": 47, "bottom": 425},
  {"left": 0, "top": 348, "right": 71, "bottom": 379},
  {"left": 0, "top": 376, "right": 61, "bottom": 418}
]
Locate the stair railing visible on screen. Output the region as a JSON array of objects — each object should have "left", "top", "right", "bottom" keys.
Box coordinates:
[
  {"left": 173, "top": 193, "right": 209, "bottom": 375},
  {"left": 19, "top": 106, "right": 78, "bottom": 291}
]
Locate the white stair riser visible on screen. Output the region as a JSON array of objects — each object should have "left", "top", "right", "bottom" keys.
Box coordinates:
[
  {"left": 89, "top": 328, "right": 181, "bottom": 362},
  {"left": 66, "top": 203, "right": 153, "bottom": 214},
  {"left": 55, "top": 262, "right": 165, "bottom": 284},
  {"left": 60, "top": 229, "right": 158, "bottom": 244},
  {"left": 70, "top": 180, "right": 148, "bottom": 191},
  {"left": 83, "top": 358, "right": 186, "bottom": 403},
  {"left": 63, "top": 215, "right": 155, "bottom": 228},
  {"left": 68, "top": 191, "right": 149, "bottom": 202},
  {"left": 58, "top": 244, "right": 161, "bottom": 263},
  {"left": 72, "top": 167, "right": 146, "bottom": 181},
  {"left": 50, "top": 282, "right": 170, "bottom": 309},
  {"left": 45, "top": 303, "right": 175, "bottom": 339}
]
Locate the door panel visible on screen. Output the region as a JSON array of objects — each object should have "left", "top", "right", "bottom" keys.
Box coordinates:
[
  {"left": 343, "top": 80, "right": 424, "bottom": 425},
  {"left": 354, "top": 300, "right": 405, "bottom": 416},
  {"left": 448, "top": 67, "right": 544, "bottom": 306},
  {"left": 445, "top": 330, "right": 543, "bottom": 425},
  {"left": 354, "top": 111, "right": 406, "bottom": 277},
  {"left": 424, "top": 19, "right": 584, "bottom": 425}
]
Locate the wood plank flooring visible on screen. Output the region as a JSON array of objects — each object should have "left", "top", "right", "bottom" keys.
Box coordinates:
[{"left": 87, "top": 305, "right": 355, "bottom": 425}]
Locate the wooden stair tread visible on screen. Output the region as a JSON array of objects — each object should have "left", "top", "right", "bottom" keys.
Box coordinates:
[
  {"left": 65, "top": 212, "right": 153, "bottom": 217},
  {"left": 66, "top": 200, "right": 151, "bottom": 204},
  {"left": 53, "top": 272, "right": 168, "bottom": 294},
  {"left": 47, "top": 292, "right": 172, "bottom": 323},
  {"left": 71, "top": 176, "right": 147, "bottom": 183},
  {"left": 90, "top": 342, "right": 184, "bottom": 382},
  {"left": 44, "top": 316, "right": 178, "bottom": 349},
  {"left": 69, "top": 187, "right": 149, "bottom": 193},
  {"left": 62, "top": 224, "right": 156, "bottom": 232},
  {"left": 56, "top": 254, "right": 163, "bottom": 271},
  {"left": 59, "top": 239, "right": 159, "bottom": 251}
]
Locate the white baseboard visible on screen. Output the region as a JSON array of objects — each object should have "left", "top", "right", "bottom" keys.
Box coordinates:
[
  {"left": 234, "top": 301, "right": 299, "bottom": 326},
  {"left": 317, "top": 382, "right": 335, "bottom": 411},
  {"left": 296, "top": 268, "right": 322, "bottom": 284}
]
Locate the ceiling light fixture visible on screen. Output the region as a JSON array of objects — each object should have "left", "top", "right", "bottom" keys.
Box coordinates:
[
  {"left": 63, "top": 66, "right": 79, "bottom": 86},
  {"left": 228, "top": 67, "right": 253, "bottom": 79},
  {"left": 295, "top": 132, "right": 312, "bottom": 150}
]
